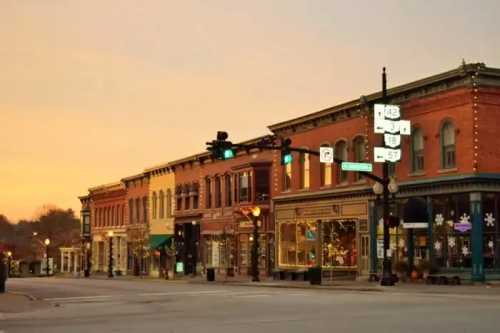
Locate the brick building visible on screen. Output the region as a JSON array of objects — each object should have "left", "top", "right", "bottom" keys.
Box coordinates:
[
  {"left": 88, "top": 182, "right": 127, "bottom": 274},
  {"left": 269, "top": 62, "right": 500, "bottom": 281},
  {"left": 170, "top": 137, "right": 275, "bottom": 277},
  {"left": 121, "top": 173, "right": 150, "bottom": 276}
]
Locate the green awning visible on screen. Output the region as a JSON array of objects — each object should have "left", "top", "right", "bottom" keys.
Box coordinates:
[{"left": 149, "top": 235, "right": 172, "bottom": 249}]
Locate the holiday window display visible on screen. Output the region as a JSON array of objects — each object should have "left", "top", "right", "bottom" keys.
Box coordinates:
[{"left": 322, "top": 220, "right": 357, "bottom": 267}]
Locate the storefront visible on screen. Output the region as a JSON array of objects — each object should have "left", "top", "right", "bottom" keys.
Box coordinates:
[
  {"left": 369, "top": 175, "right": 500, "bottom": 281},
  {"left": 275, "top": 193, "right": 370, "bottom": 277},
  {"left": 174, "top": 217, "right": 201, "bottom": 276}
]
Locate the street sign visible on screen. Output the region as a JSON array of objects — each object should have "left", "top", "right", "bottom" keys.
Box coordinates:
[
  {"left": 341, "top": 162, "right": 373, "bottom": 172},
  {"left": 384, "top": 133, "right": 401, "bottom": 148},
  {"left": 374, "top": 147, "right": 386, "bottom": 162},
  {"left": 399, "top": 120, "right": 411, "bottom": 135},
  {"left": 319, "top": 146, "right": 334, "bottom": 163}
]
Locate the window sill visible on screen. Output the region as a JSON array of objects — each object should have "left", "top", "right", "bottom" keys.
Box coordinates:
[
  {"left": 408, "top": 171, "right": 426, "bottom": 177},
  {"left": 281, "top": 190, "right": 292, "bottom": 194},
  {"left": 352, "top": 179, "right": 367, "bottom": 185},
  {"left": 438, "top": 168, "right": 458, "bottom": 174},
  {"left": 335, "top": 182, "right": 350, "bottom": 188},
  {"left": 297, "top": 188, "right": 310, "bottom": 192},
  {"left": 319, "top": 185, "right": 333, "bottom": 190}
]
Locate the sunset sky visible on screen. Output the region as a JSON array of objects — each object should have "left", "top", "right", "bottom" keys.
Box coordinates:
[{"left": 1, "top": 0, "right": 499, "bottom": 222}]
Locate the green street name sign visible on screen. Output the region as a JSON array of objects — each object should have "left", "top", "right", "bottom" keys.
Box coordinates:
[{"left": 341, "top": 162, "right": 373, "bottom": 172}]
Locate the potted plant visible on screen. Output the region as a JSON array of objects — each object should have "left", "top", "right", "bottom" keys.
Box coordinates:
[{"left": 394, "top": 260, "right": 409, "bottom": 282}]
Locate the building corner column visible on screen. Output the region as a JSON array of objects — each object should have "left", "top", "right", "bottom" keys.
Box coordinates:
[{"left": 471, "top": 192, "right": 485, "bottom": 282}]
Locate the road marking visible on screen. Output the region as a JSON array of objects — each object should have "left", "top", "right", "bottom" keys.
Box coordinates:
[
  {"left": 235, "top": 294, "right": 271, "bottom": 298},
  {"left": 44, "top": 295, "right": 115, "bottom": 301},
  {"left": 137, "top": 290, "right": 228, "bottom": 297}
]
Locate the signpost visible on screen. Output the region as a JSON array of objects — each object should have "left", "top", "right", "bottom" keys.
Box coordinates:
[
  {"left": 373, "top": 104, "right": 411, "bottom": 163},
  {"left": 341, "top": 162, "right": 373, "bottom": 172}
]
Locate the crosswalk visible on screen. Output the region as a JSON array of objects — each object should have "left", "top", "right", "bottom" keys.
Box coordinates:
[{"left": 43, "top": 289, "right": 309, "bottom": 304}]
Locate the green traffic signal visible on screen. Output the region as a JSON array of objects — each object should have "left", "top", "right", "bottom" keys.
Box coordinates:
[
  {"left": 223, "top": 148, "right": 235, "bottom": 160},
  {"left": 282, "top": 153, "right": 292, "bottom": 165}
]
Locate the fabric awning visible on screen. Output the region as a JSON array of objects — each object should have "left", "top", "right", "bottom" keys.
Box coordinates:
[{"left": 149, "top": 235, "right": 172, "bottom": 249}]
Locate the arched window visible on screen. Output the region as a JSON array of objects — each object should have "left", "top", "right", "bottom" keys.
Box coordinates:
[
  {"left": 159, "top": 190, "right": 165, "bottom": 219},
  {"left": 299, "top": 151, "right": 310, "bottom": 189},
  {"left": 152, "top": 192, "right": 157, "bottom": 219},
  {"left": 206, "top": 178, "right": 212, "bottom": 208},
  {"left": 166, "top": 189, "right": 172, "bottom": 217},
  {"left": 441, "top": 121, "right": 456, "bottom": 169},
  {"left": 411, "top": 128, "right": 424, "bottom": 172},
  {"left": 320, "top": 144, "right": 332, "bottom": 187},
  {"left": 353, "top": 136, "right": 365, "bottom": 181},
  {"left": 335, "top": 140, "right": 348, "bottom": 184}
]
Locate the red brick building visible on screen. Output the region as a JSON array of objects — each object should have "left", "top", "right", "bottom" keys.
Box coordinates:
[
  {"left": 269, "top": 63, "right": 500, "bottom": 281},
  {"left": 88, "top": 182, "right": 127, "bottom": 274},
  {"left": 171, "top": 137, "right": 275, "bottom": 276}
]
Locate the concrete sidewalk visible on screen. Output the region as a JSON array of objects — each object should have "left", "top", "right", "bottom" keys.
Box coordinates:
[{"left": 0, "top": 292, "right": 49, "bottom": 315}]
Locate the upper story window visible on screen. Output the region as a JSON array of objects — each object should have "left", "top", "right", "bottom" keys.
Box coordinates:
[
  {"left": 441, "top": 121, "right": 456, "bottom": 169},
  {"left": 142, "top": 197, "right": 148, "bottom": 223},
  {"left": 159, "top": 190, "right": 165, "bottom": 219},
  {"left": 238, "top": 171, "right": 251, "bottom": 202},
  {"left": 299, "top": 152, "right": 310, "bottom": 189},
  {"left": 166, "top": 189, "right": 172, "bottom": 217},
  {"left": 184, "top": 184, "right": 191, "bottom": 210},
  {"left": 205, "top": 178, "right": 212, "bottom": 208},
  {"left": 255, "top": 169, "right": 270, "bottom": 202},
  {"left": 282, "top": 162, "right": 292, "bottom": 192},
  {"left": 215, "top": 176, "right": 222, "bottom": 208},
  {"left": 225, "top": 174, "right": 232, "bottom": 206},
  {"left": 152, "top": 192, "right": 157, "bottom": 219},
  {"left": 129, "top": 199, "right": 134, "bottom": 224},
  {"left": 192, "top": 182, "right": 199, "bottom": 209},
  {"left": 176, "top": 185, "right": 182, "bottom": 211},
  {"left": 353, "top": 136, "right": 365, "bottom": 181},
  {"left": 135, "top": 198, "right": 141, "bottom": 223},
  {"left": 335, "top": 140, "right": 348, "bottom": 184},
  {"left": 121, "top": 205, "right": 125, "bottom": 225},
  {"left": 320, "top": 144, "right": 332, "bottom": 187},
  {"left": 411, "top": 128, "right": 424, "bottom": 172}
]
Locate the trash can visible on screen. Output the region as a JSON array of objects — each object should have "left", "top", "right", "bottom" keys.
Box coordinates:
[
  {"left": 308, "top": 266, "right": 322, "bottom": 285},
  {"left": 0, "top": 262, "right": 7, "bottom": 293},
  {"left": 207, "top": 268, "right": 215, "bottom": 282}
]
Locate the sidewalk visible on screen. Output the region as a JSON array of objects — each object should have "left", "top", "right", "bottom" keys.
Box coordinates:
[
  {"left": 0, "top": 292, "right": 49, "bottom": 314},
  {"left": 65, "top": 273, "right": 500, "bottom": 296}
]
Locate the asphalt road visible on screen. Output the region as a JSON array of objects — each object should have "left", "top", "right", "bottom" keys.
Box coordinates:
[{"left": 2, "top": 277, "right": 500, "bottom": 333}]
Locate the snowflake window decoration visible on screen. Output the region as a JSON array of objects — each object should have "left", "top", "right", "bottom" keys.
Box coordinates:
[
  {"left": 488, "top": 240, "right": 494, "bottom": 249},
  {"left": 485, "top": 213, "right": 496, "bottom": 228},
  {"left": 459, "top": 213, "right": 471, "bottom": 225},
  {"left": 434, "top": 241, "right": 442, "bottom": 251},
  {"left": 448, "top": 237, "right": 456, "bottom": 248},
  {"left": 435, "top": 213, "right": 444, "bottom": 226},
  {"left": 462, "top": 246, "right": 470, "bottom": 256}
]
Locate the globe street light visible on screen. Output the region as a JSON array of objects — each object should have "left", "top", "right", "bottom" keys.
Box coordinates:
[
  {"left": 85, "top": 242, "right": 91, "bottom": 277},
  {"left": 249, "top": 207, "right": 261, "bottom": 282},
  {"left": 6, "top": 251, "right": 12, "bottom": 277},
  {"left": 44, "top": 238, "right": 50, "bottom": 277},
  {"left": 107, "top": 231, "right": 114, "bottom": 278}
]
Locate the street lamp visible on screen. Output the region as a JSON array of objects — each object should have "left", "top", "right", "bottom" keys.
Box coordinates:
[
  {"left": 44, "top": 238, "right": 50, "bottom": 277},
  {"left": 6, "top": 251, "right": 12, "bottom": 277},
  {"left": 249, "top": 207, "right": 261, "bottom": 282},
  {"left": 85, "top": 242, "right": 91, "bottom": 278},
  {"left": 107, "top": 231, "right": 114, "bottom": 278}
]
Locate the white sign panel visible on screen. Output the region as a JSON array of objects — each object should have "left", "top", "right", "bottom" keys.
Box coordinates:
[
  {"left": 385, "top": 148, "right": 401, "bottom": 162},
  {"left": 399, "top": 120, "right": 411, "bottom": 135},
  {"left": 384, "top": 105, "right": 401, "bottom": 119},
  {"left": 374, "top": 105, "right": 386, "bottom": 134},
  {"left": 319, "top": 146, "right": 334, "bottom": 163},
  {"left": 383, "top": 119, "right": 400, "bottom": 134},
  {"left": 403, "top": 222, "right": 429, "bottom": 229},
  {"left": 374, "top": 147, "right": 387, "bottom": 163},
  {"left": 384, "top": 133, "right": 401, "bottom": 148}
]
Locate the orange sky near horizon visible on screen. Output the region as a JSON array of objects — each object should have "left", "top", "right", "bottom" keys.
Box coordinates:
[{"left": 1, "top": 0, "right": 499, "bottom": 222}]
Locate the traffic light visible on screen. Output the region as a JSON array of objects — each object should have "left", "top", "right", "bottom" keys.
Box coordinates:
[
  {"left": 281, "top": 138, "right": 292, "bottom": 165},
  {"left": 206, "top": 131, "right": 236, "bottom": 160}
]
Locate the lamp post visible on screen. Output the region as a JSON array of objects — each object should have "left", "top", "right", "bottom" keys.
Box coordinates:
[
  {"left": 85, "top": 242, "right": 91, "bottom": 278},
  {"left": 249, "top": 207, "right": 261, "bottom": 282},
  {"left": 44, "top": 238, "right": 50, "bottom": 277},
  {"left": 107, "top": 231, "right": 114, "bottom": 278},
  {"left": 6, "top": 251, "right": 12, "bottom": 277}
]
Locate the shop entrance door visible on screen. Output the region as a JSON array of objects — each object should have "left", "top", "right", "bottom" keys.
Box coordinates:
[{"left": 360, "top": 234, "right": 370, "bottom": 275}]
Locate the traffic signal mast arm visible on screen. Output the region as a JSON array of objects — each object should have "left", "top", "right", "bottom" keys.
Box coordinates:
[{"left": 206, "top": 133, "right": 385, "bottom": 185}]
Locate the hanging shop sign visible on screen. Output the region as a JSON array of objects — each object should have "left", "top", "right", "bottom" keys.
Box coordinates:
[{"left": 373, "top": 104, "right": 411, "bottom": 163}]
